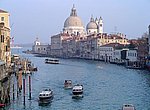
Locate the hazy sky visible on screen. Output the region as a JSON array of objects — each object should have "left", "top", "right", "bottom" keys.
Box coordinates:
[{"left": 0, "top": 0, "right": 150, "bottom": 44}]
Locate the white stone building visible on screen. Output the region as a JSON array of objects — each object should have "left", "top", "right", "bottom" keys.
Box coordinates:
[
  {"left": 32, "top": 38, "right": 49, "bottom": 54},
  {"left": 126, "top": 49, "right": 137, "bottom": 61}
]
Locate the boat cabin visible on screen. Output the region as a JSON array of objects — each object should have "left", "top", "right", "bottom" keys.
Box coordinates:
[{"left": 122, "top": 104, "right": 135, "bottom": 110}]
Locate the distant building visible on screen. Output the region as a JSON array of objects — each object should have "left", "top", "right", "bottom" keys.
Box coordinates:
[
  {"left": 148, "top": 25, "right": 150, "bottom": 55},
  {"left": 32, "top": 38, "right": 49, "bottom": 55},
  {"left": 51, "top": 34, "right": 63, "bottom": 57},
  {"left": 98, "top": 43, "right": 137, "bottom": 62},
  {"left": 50, "top": 5, "right": 130, "bottom": 59}
]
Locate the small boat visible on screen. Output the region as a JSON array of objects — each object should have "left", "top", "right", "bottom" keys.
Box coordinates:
[
  {"left": 122, "top": 104, "right": 136, "bottom": 110},
  {"left": 39, "top": 89, "right": 53, "bottom": 104},
  {"left": 45, "top": 58, "right": 59, "bottom": 64},
  {"left": 72, "top": 84, "right": 83, "bottom": 98},
  {"left": 64, "top": 80, "right": 72, "bottom": 89}
]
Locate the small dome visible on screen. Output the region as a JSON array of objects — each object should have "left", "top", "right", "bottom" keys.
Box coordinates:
[
  {"left": 86, "top": 21, "right": 97, "bottom": 29},
  {"left": 86, "top": 16, "right": 98, "bottom": 29},
  {"left": 64, "top": 16, "right": 84, "bottom": 28}
]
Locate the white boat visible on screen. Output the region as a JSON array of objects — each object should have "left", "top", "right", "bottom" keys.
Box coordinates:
[
  {"left": 72, "top": 84, "right": 83, "bottom": 98},
  {"left": 64, "top": 80, "right": 72, "bottom": 89},
  {"left": 122, "top": 104, "right": 136, "bottom": 110},
  {"left": 45, "top": 58, "right": 59, "bottom": 64},
  {"left": 39, "top": 89, "right": 53, "bottom": 104}
]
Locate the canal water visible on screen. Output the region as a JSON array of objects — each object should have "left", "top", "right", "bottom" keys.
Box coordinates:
[{"left": 6, "top": 48, "right": 150, "bottom": 110}]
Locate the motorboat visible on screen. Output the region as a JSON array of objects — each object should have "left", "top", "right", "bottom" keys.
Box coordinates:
[
  {"left": 45, "top": 58, "right": 59, "bottom": 64},
  {"left": 39, "top": 89, "right": 53, "bottom": 104},
  {"left": 64, "top": 80, "right": 72, "bottom": 89},
  {"left": 72, "top": 84, "right": 83, "bottom": 98},
  {"left": 122, "top": 104, "right": 136, "bottom": 110}
]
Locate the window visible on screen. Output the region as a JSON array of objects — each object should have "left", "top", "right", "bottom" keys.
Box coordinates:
[
  {"left": 1, "top": 17, "right": 4, "bottom": 21},
  {"left": 6, "top": 46, "right": 8, "bottom": 52},
  {"left": 1, "top": 35, "right": 4, "bottom": 43}
]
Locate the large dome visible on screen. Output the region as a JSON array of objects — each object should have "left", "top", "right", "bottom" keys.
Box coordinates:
[
  {"left": 63, "top": 5, "right": 85, "bottom": 35},
  {"left": 64, "top": 16, "right": 84, "bottom": 28}
]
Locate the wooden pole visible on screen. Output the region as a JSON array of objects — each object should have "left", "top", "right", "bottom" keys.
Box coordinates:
[
  {"left": 29, "top": 75, "right": 31, "bottom": 100},
  {"left": 18, "top": 71, "right": 22, "bottom": 92},
  {"left": 13, "top": 84, "right": 15, "bottom": 100},
  {"left": 23, "top": 78, "right": 25, "bottom": 105},
  {"left": 17, "top": 75, "right": 19, "bottom": 98}
]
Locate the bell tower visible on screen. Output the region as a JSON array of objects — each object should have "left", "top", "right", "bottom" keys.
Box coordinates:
[{"left": 98, "top": 16, "right": 103, "bottom": 34}]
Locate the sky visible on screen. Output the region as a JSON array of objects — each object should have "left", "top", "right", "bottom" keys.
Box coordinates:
[{"left": 0, "top": 0, "right": 150, "bottom": 44}]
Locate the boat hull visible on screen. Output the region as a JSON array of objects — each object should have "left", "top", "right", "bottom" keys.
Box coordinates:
[
  {"left": 72, "top": 91, "right": 83, "bottom": 95},
  {"left": 39, "top": 96, "right": 53, "bottom": 105},
  {"left": 72, "top": 94, "right": 83, "bottom": 98},
  {"left": 45, "top": 62, "right": 59, "bottom": 64},
  {"left": 64, "top": 86, "right": 72, "bottom": 89}
]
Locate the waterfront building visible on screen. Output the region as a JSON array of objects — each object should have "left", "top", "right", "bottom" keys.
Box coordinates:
[
  {"left": 0, "top": 9, "right": 11, "bottom": 104},
  {"left": 0, "top": 10, "right": 11, "bottom": 66},
  {"left": 126, "top": 49, "right": 137, "bottom": 61},
  {"left": 129, "top": 36, "right": 148, "bottom": 61},
  {"left": 114, "top": 48, "right": 137, "bottom": 63},
  {"left": 0, "top": 60, "right": 10, "bottom": 104},
  {"left": 32, "top": 38, "right": 49, "bottom": 55},
  {"left": 50, "top": 5, "right": 130, "bottom": 60},
  {"left": 51, "top": 33, "right": 68, "bottom": 57},
  {"left": 98, "top": 43, "right": 137, "bottom": 62},
  {"left": 98, "top": 43, "right": 115, "bottom": 62}
]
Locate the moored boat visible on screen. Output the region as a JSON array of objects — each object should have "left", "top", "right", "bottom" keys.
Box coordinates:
[
  {"left": 72, "top": 84, "right": 83, "bottom": 98},
  {"left": 39, "top": 89, "right": 53, "bottom": 104},
  {"left": 122, "top": 104, "right": 136, "bottom": 110},
  {"left": 45, "top": 58, "right": 59, "bottom": 64},
  {"left": 64, "top": 80, "right": 72, "bottom": 89}
]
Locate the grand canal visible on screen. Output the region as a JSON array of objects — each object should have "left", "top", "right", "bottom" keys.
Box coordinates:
[{"left": 6, "top": 48, "right": 150, "bottom": 110}]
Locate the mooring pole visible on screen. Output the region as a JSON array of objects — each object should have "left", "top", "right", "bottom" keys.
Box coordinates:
[
  {"left": 29, "top": 75, "right": 31, "bottom": 100},
  {"left": 13, "top": 83, "right": 15, "bottom": 100},
  {"left": 23, "top": 78, "right": 25, "bottom": 105},
  {"left": 17, "top": 75, "right": 19, "bottom": 98}
]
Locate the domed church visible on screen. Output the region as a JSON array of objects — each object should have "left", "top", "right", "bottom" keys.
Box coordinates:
[
  {"left": 86, "top": 16, "right": 103, "bottom": 34},
  {"left": 63, "top": 5, "right": 85, "bottom": 36},
  {"left": 63, "top": 5, "right": 103, "bottom": 36}
]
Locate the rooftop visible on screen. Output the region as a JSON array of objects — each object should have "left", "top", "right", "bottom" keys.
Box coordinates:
[{"left": 0, "top": 9, "right": 8, "bottom": 13}]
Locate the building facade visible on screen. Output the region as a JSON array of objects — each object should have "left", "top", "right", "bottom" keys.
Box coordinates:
[
  {"left": 0, "top": 9, "right": 11, "bottom": 104},
  {"left": 50, "top": 5, "right": 130, "bottom": 61},
  {"left": 32, "top": 38, "right": 49, "bottom": 55},
  {"left": 0, "top": 9, "right": 11, "bottom": 66}
]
